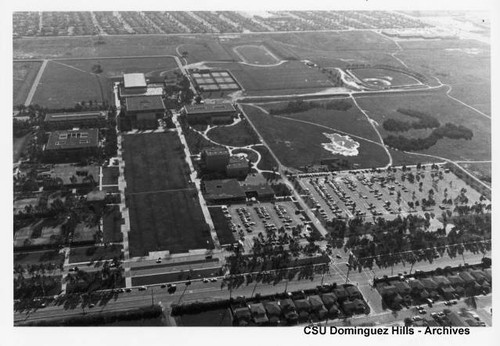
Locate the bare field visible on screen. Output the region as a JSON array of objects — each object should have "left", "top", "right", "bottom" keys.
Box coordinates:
[{"left": 13, "top": 61, "right": 41, "bottom": 105}]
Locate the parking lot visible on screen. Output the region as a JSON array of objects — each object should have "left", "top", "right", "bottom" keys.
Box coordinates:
[
  {"left": 297, "top": 165, "right": 486, "bottom": 222},
  {"left": 222, "top": 201, "right": 312, "bottom": 251}
]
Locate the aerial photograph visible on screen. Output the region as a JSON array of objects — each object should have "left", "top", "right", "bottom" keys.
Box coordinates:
[{"left": 12, "top": 9, "right": 492, "bottom": 330}]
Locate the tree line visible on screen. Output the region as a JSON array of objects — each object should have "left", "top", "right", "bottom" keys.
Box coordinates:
[
  {"left": 384, "top": 123, "right": 473, "bottom": 151},
  {"left": 382, "top": 108, "right": 440, "bottom": 132},
  {"left": 269, "top": 99, "right": 353, "bottom": 115}
]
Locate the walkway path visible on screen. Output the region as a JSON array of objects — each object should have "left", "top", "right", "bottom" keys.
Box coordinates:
[{"left": 24, "top": 59, "right": 48, "bottom": 106}]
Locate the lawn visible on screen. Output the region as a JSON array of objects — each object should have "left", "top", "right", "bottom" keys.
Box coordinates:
[
  {"left": 209, "top": 207, "right": 236, "bottom": 246},
  {"left": 206, "top": 118, "right": 260, "bottom": 147},
  {"left": 62, "top": 56, "right": 179, "bottom": 80},
  {"left": 243, "top": 105, "right": 390, "bottom": 170},
  {"left": 102, "top": 167, "right": 119, "bottom": 185},
  {"left": 208, "top": 60, "right": 334, "bottom": 95},
  {"left": 251, "top": 145, "right": 278, "bottom": 171},
  {"left": 14, "top": 249, "right": 65, "bottom": 267},
  {"left": 69, "top": 244, "right": 123, "bottom": 264},
  {"left": 13, "top": 61, "right": 41, "bottom": 106},
  {"left": 234, "top": 45, "right": 280, "bottom": 65},
  {"left": 127, "top": 190, "right": 213, "bottom": 256},
  {"left": 103, "top": 206, "right": 123, "bottom": 243},
  {"left": 261, "top": 98, "right": 381, "bottom": 143},
  {"left": 122, "top": 133, "right": 191, "bottom": 193},
  {"left": 177, "top": 308, "right": 232, "bottom": 326},
  {"left": 355, "top": 91, "right": 491, "bottom": 162},
  {"left": 31, "top": 60, "right": 108, "bottom": 108},
  {"left": 182, "top": 123, "right": 224, "bottom": 155}
]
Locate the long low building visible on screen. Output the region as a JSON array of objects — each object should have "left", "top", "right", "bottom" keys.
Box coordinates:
[
  {"left": 44, "top": 111, "right": 107, "bottom": 130},
  {"left": 182, "top": 103, "right": 237, "bottom": 125}
]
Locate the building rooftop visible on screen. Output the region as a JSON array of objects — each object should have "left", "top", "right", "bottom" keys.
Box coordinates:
[
  {"left": 227, "top": 156, "right": 250, "bottom": 170},
  {"left": 125, "top": 95, "right": 165, "bottom": 112},
  {"left": 44, "top": 111, "right": 106, "bottom": 123},
  {"left": 123, "top": 73, "right": 147, "bottom": 88},
  {"left": 203, "top": 147, "right": 229, "bottom": 157},
  {"left": 184, "top": 103, "right": 236, "bottom": 115},
  {"left": 120, "top": 85, "right": 163, "bottom": 98},
  {"left": 45, "top": 129, "right": 99, "bottom": 150}
]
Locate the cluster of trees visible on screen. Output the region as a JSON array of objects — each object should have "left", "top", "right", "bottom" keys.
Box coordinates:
[
  {"left": 383, "top": 109, "right": 440, "bottom": 132},
  {"left": 20, "top": 305, "right": 163, "bottom": 326},
  {"left": 269, "top": 99, "right": 352, "bottom": 115},
  {"left": 326, "top": 209, "right": 490, "bottom": 272},
  {"left": 102, "top": 112, "right": 117, "bottom": 158},
  {"left": 384, "top": 123, "right": 474, "bottom": 151},
  {"left": 65, "top": 258, "right": 123, "bottom": 294}
]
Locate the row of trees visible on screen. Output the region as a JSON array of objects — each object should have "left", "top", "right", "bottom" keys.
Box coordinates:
[{"left": 269, "top": 99, "right": 352, "bottom": 115}]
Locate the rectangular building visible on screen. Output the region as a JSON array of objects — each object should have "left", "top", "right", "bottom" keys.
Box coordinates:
[
  {"left": 124, "top": 95, "right": 166, "bottom": 130},
  {"left": 44, "top": 111, "right": 107, "bottom": 130},
  {"left": 201, "top": 147, "right": 230, "bottom": 172},
  {"left": 182, "top": 103, "right": 237, "bottom": 125},
  {"left": 226, "top": 156, "right": 250, "bottom": 179},
  {"left": 44, "top": 129, "right": 99, "bottom": 163}
]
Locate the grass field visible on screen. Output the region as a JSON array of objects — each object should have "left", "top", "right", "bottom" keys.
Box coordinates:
[
  {"left": 31, "top": 60, "right": 107, "bottom": 108},
  {"left": 355, "top": 91, "right": 491, "bottom": 162},
  {"left": 260, "top": 99, "right": 381, "bottom": 143},
  {"left": 127, "top": 190, "right": 213, "bottom": 256},
  {"left": 102, "top": 167, "right": 119, "bottom": 185},
  {"left": 122, "top": 133, "right": 191, "bottom": 193},
  {"left": 122, "top": 133, "right": 212, "bottom": 256},
  {"left": 13, "top": 61, "right": 41, "bottom": 105},
  {"left": 234, "top": 45, "right": 280, "bottom": 65},
  {"left": 69, "top": 244, "right": 123, "bottom": 264},
  {"left": 208, "top": 60, "right": 334, "bottom": 95},
  {"left": 30, "top": 56, "right": 178, "bottom": 109},
  {"left": 14, "top": 249, "right": 65, "bottom": 267},
  {"left": 243, "top": 105, "right": 390, "bottom": 169},
  {"left": 206, "top": 118, "right": 260, "bottom": 147},
  {"left": 62, "top": 56, "right": 178, "bottom": 80},
  {"left": 208, "top": 207, "right": 236, "bottom": 246},
  {"left": 397, "top": 39, "right": 490, "bottom": 115},
  {"left": 103, "top": 206, "right": 123, "bottom": 243},
  {"left": 251, "top": 145, "right": 278, "bottom": 171}
]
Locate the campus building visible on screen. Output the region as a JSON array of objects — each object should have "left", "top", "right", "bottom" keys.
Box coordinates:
[
  {"left": 181, "top": 103, "right": 237, "bottom": 125},
  {"left": 44, "top": 129, "right": 99, "bottom": 163},
  {"left": 44, "top": 111, "right": 107, "bottom": 130},
  {"left": 120, "top": 73, "right": 164, "bottom": 98},
  {"left": 226, "top": 156, "right": 250, "bottom": 179},
  {"left": 201, "top": 147, "right": 230, "bottom": 172},
  {"left": 123, "top": 95, "right": 166, "bottom": 130}
]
